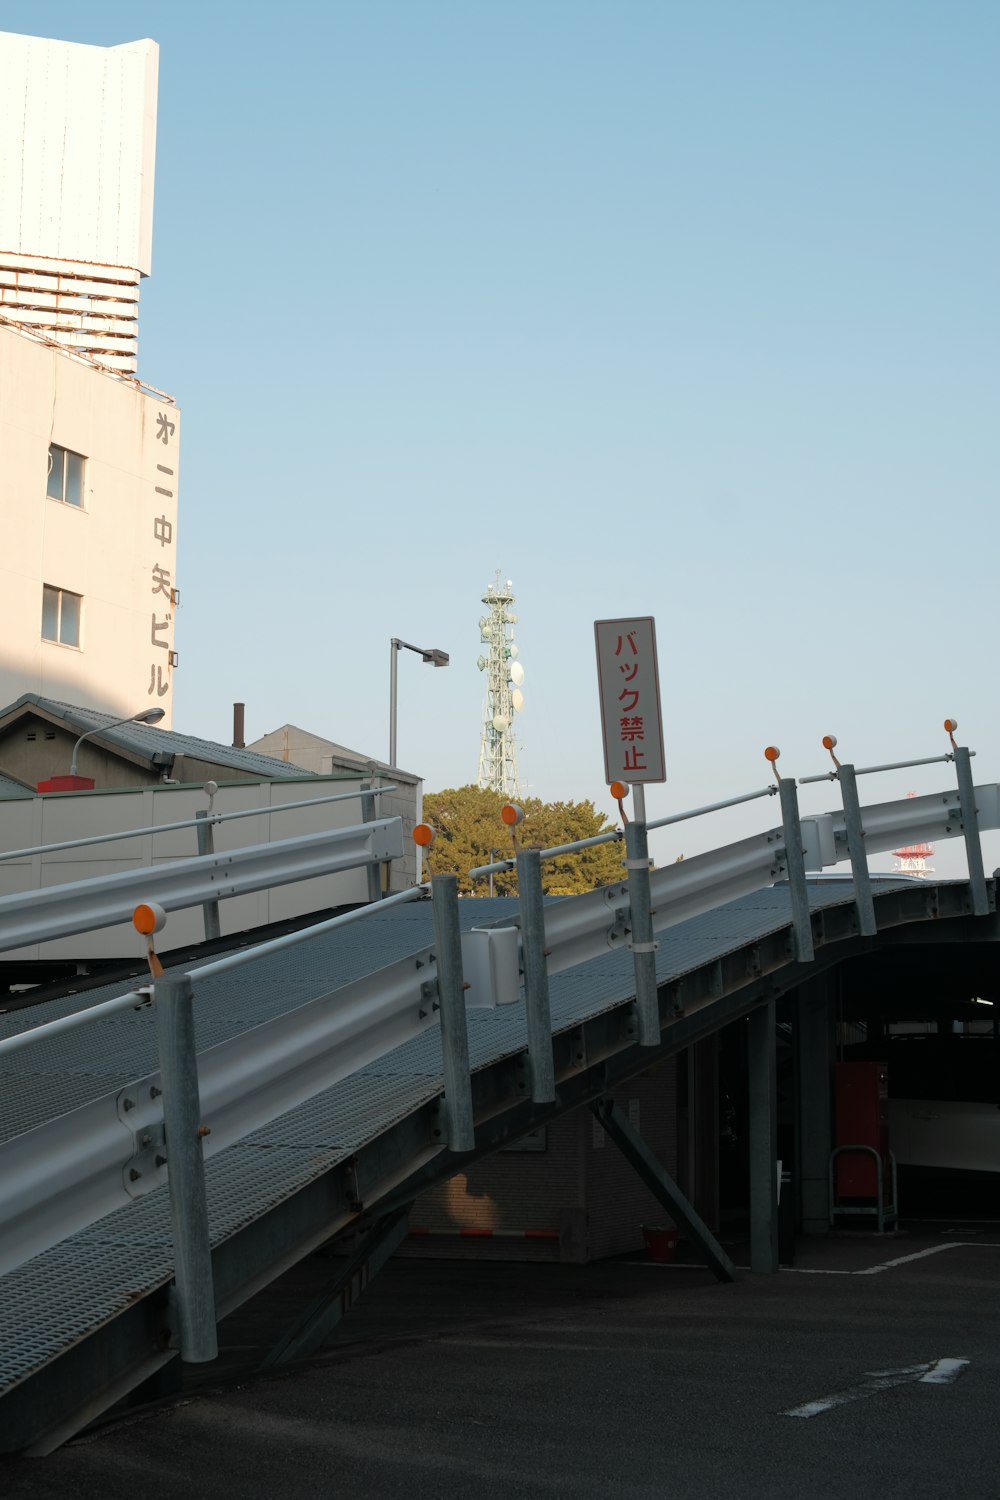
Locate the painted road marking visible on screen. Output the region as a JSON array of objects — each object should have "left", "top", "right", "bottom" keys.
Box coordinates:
[
  {"left": 855, "top": 1243, "right": 966, "bottom": 1274},
  {"left": 783, "top": 1358, "right": 970, "bottom": 1418},
  {"left": 780, "top": 1267, "right": 851, "bottom": 1275},
  {"left": 632, "top": 1242, "right": 1000, "bottom": 1275}
]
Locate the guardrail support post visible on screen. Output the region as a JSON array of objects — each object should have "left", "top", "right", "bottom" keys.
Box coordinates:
[
  {"left": 431, "top": 874, "right": 475, "bottom": 1151},
  {"left": 194, "top": 811, "right": 222, "bottom": 942},
  {"left": 778, "top": 780, "right": 814, "bottom": 962},
  {"left": 837, "top": 765, "right": 876, "bottom": 937},
  {"left": 623, "top": 820, "right": 660, "bottom": 1047},
  {"left": 953, "top": 747, "right": 989, "bottom": 916},
  {"left": 154, "top": 975, "right": 218, "bottom": 1362},
  {"left": 360, "top": 780, "right": 384, "bottom": 903},
  {"left": 515, "top": 849, "right": 556, "bottom": 1104}
]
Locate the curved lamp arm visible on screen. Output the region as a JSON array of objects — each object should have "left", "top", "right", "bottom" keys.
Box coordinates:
[{"left": 69, "top": 707, "right": 165, "bottom": 777}]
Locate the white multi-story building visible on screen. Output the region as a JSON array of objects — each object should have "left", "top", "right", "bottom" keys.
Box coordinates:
[
  {"left": 0, "top": 31, "right": 158, "bottom": 373},
  {"left": 0, "top": 30, "right": 179, "bottom": 725}
]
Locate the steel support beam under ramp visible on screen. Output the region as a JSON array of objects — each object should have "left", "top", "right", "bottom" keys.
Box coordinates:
[
  {"left": 590, "top": 1099, "right": 737, "bottom": 1283},
  {"left": 260, "top": 1208, "right": 411, "bottom": 1370}
]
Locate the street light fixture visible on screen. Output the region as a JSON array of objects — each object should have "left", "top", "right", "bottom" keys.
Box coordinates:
[
  {"left": 69, "top": 707, "right": 165, "bottom": 776},
  {"left": 389, "top": 637, "right": 449, "bottom": 767}
]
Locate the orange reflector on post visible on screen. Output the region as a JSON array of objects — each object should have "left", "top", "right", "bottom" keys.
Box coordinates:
[
  {"left": 413, "top": 823, "right": 435, "bottom": 847},
  {"left": 944, "top": 718, "right": 958, "bottom": 733},
  {"left": 133, "top": 901, "right": 166, "bottom": 936},
  {"left": 822, "top": 735, "right": 837, "bottom": 750},
  {"left": 501, "top": 803, "right": 524, "bottom": 827},
  {"left": 764, "top": 746, "right": 780, "bottom": 763},
  {"left": 609, "top": 781, "right": 629, "bottom": 801}
]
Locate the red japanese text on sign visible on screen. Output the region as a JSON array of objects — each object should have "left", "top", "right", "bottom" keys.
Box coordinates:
[{"left": 594, "top": 616, "right": 665, "bottom": 783}]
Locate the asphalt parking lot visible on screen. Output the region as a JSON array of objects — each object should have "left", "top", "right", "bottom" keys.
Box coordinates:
[{"left": 4, "top": 1220, "right": 999, "bottom": 1500}]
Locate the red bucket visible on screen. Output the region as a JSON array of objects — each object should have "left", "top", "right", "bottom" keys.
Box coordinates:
[{"left": 642, "top": 1226, "right": 680, "bottom": 1263}]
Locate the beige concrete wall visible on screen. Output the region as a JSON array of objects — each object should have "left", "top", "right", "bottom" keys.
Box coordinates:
[{"left": 0, "top": 323, "right": 179, "bottom": 721}]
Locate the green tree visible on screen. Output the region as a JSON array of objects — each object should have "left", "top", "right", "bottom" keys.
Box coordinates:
[{"left": 422, "top": 785, "right": 625, "bottom": 896}]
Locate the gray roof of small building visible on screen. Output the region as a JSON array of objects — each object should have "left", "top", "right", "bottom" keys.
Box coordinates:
[
  {"left": 249, "top": 723, "right": 409, "bottom": 779},
  {"left": 0, "top": 772, "right": 32, "bottom": 800},
  {"left": 0, "top": 695, "right": 317, "bottom": 781}
]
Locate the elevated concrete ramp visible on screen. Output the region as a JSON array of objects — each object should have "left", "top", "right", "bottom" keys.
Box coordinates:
[{"left": 1, "top": 876, "right": 991, "bottom": 1454}]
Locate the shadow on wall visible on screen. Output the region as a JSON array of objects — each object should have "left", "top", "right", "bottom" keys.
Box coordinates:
[{"left": 0, "top": 651, "right": 160, "bottom": 734}]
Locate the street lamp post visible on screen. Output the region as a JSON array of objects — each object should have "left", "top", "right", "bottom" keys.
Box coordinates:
[
  {"left": 69, "top": 707, "right": 166, "bottom": 777},
  {"left": 388, "top": 638, "right": 449, "bottom": 768}
]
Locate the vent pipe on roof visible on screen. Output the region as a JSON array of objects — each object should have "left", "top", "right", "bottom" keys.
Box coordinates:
[{"left": 233, "top": 702, "right": 245, "bottom": 749}]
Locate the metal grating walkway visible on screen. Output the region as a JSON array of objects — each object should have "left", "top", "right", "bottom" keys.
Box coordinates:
[{"left": 0, "top": 878, "right": 955, "bottom": 1439}]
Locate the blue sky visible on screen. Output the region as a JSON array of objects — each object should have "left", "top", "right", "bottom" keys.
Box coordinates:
[{"left": 5, "top": 2, "right": 998, "bottom": 873}]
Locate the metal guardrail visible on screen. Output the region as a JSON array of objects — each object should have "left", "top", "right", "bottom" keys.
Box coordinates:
[
  {"left": 0, "top": 884, "right": 430, "bottom": 1063},
  {"left": 0, "top": 782, "right": 398, "bottom": 866},
  {"left": 0, "top": 816, "right": 403, "bottom": 954},
  {"left": 0, "top": 893, "right": 439, "bottom": 1276},
  {"left": 468, "top": 784, "right": 780, "bottom": 880},
  {"left": 2, "top": 744, "right": 998, "bottom": 1354}
]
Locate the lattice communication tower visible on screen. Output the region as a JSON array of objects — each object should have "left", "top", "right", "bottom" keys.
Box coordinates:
[
  {"left": 476, "top": 572, "right": 524, "bottom": 798},
  {"left": 893, "top": 791, "right": 935, "bottom": 878}
]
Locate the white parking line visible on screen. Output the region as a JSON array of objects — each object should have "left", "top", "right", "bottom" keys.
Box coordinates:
[
  {"left": 921, "top": 1357, "right": 971, "bottom": 1384},
  {"left": 780, "top": 1267, "right": 851, "bottom": 1275},
  {"left": 784, "top": 1358, "right": 970, "bottom": 1418},
  {"left": 631, "top": 1241, "right": 1000, "bottom": 1276},
  {"left": 854, "top": 1243, "right": 965, "bottom": 1275}
]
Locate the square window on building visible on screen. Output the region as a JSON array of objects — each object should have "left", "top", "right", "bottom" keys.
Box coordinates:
[
  {"left": 41, "top": 585, "right": 82, "bottom": 648},
  {"left": 46, "top": 444, "right": 85, "bottom": 508}
]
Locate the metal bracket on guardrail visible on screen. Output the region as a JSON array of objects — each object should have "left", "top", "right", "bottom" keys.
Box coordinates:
[
  {"left": 430, "top": 874, "right": 475, "bottom": 1152},
  {"left": 623, "top": 820, "right": 660, "bottom": 1047},
  {"left": 119, "top": 1082, "right": 167, "bottom": 1199},
  {"left": 515, "top": 849, "right": 556, "bottom": 1104},
  {"left": 606, "top": 909, "right": 630, "bottom": 949}
]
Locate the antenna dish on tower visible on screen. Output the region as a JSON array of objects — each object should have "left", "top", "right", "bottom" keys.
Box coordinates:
[{"left": 510, "top": 661, "right": 525, "bottom": 687}]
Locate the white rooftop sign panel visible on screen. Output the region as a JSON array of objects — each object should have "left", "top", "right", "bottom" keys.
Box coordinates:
[
  {"left": 0, "top": 32, "right": 158, "bottom": 275},
  {"left": 594, "top": 616, "right": 666, "bottom": 783}
]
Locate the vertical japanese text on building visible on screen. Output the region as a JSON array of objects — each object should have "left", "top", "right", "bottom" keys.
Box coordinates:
[{"left": 147, "top": 407, "right": 179, "bottom": 708}]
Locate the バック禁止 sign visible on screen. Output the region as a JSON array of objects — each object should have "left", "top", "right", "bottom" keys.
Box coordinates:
[{"left": 594, "top": 616, "right": 665, "bottom": 783}]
